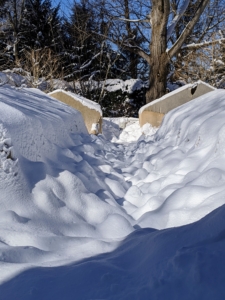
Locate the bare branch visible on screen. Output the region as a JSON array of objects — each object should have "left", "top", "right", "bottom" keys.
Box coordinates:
[
  {"left": 168, "top": 0, "right": 210, "bottom": 58},
  {"left": 167, "top": 0, "right": 191, "bottom": 40},
  {"left": 91, "top": 31, "right": 150, "bottom": 64}
]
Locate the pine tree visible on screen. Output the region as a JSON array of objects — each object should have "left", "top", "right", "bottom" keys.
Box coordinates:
[
  {"left": 62, "top": 0, "right": 104, "bottom": 81},
  {"left": 21, "top": 0, "right": 62, "bottom": 51}
]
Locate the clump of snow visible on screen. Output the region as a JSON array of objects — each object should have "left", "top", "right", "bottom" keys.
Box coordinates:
[
  {"left": 141, "top": 122, "right": 158, "bottom": 136},
  {"left": 91, "top": 122, "right": 100, "bottom": 134},
  {"left": 104, "top": 78, "right": 148, "bottom": 93},
  {"left": 0, "top": 70, "right": 74, "bottom": 92},
  {"left": 72, "top": 78, "right": 148, "bottom": 94},
  {"left": 38, "top": 78, "right": 74, "bottom": 92},
  {"left": 48, "top": 89, "right": 102, "bottom": 115},
  {"left": 102, "top": 117, "right": 157, "bottom": 144}
]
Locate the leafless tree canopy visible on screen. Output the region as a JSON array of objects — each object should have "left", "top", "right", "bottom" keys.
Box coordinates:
[{"left": 1, "top": 0, "right": 225, "bottom": 105}]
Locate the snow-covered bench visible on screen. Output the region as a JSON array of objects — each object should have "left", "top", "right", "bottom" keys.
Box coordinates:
[
  {"left": 139, "top": 81, "right": 215, "bottom": 127},
  {"left": 48, "top": 89, "right": 102, "bottom": 134}
]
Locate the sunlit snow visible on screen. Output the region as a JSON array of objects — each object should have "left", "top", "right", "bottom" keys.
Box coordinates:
[{"left": 0, "top": 86, "right": 225, "bottom": 299}]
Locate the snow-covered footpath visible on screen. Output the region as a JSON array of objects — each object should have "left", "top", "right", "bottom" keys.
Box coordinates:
[{"left": 1, "top": 85, "right": 225, "bottom": 299}]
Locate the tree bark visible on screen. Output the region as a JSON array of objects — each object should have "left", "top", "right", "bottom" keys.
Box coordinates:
[
  {"left": 146, "top": 0, "right": 210, "bottom": 103},
  {"left": 146, "top": 0, "right": 170, "bottom": 103},
  {"left": 146, "top": 53, "right": 169, "bottom": 103}
]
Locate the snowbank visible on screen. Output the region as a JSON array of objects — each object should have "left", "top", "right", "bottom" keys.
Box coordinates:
[
  {"left": 1, "top": 86, "right": 225, "bottom": 298},
  {"left": 2, "top": 205, "right": 225, "bottom": 300},
  {"left": 125, "top": 89, "right": 225, "bottom": 229},
  {"left": 0, "top": 86, "right": 134, "bottom": 285}
]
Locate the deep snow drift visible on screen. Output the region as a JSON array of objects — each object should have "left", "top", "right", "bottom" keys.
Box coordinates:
[{"left": 0, "top": 86, "right": 225, "bottom": 299}]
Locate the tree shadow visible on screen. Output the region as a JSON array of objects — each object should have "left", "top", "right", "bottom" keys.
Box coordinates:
[{"left": 0, "top": 227, "right": 157, "bottom": 300}]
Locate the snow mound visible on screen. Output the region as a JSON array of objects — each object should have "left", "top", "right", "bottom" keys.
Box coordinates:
[
  {"left": 1, "top": 86, "right": 225, "bottom": 298},
  {"left": 0, "top": 70, "right": 31, "bottom": 88},
  {"left": 0, "top": 86, "right": 135, "bottom": 283},
  {"left": 123, "top": 89, "right": 225, "bottom": 229}
]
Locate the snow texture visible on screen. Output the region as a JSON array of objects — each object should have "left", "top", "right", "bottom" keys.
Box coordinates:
[
  {"left": 0, "top": 86, "right": 225, "bottom": 299},
  {"left": 102, "top": 117, "right": 157, "bottom": 144},
  {"left": 103, "top": 78, "right": 147, "bottom": 93}
]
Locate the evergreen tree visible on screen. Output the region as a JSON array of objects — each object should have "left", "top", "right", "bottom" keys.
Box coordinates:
[
  {"left": 21, "top": 0, "right": 62, "bottom": 51},
  {"left": 62, "top": 0, "right": 103, "bottom": 80}
]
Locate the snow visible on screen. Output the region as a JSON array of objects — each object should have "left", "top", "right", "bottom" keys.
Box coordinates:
[
  {"left": 102, "top": 117, "right": 157, "bottom": 143},
  {"left": 1, "top": 86, "right": 225, "bottom": 298},
  {"left": 74, "top": 78, "right": 148, "bottom": 94},
  {"left": 104, "top": 78, "right": 147, "bottom": 93},
  {"left": 0, "top": 70, "right": 31, "bottom": 88},
  {"left": 48, "top": 89, "right": 102, "bottom": 115}
]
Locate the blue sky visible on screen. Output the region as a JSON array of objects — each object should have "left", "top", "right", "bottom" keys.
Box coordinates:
[{"left": 52, "top": 0, "right": 72, "bottom": 17}]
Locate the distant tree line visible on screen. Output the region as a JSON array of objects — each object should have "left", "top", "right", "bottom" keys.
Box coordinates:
[
  {"left": 0, "top": 0, "right": 142, "bottom": 83},
  {"left": 0, "top": 0, "right": 225, "bottom": 105}
]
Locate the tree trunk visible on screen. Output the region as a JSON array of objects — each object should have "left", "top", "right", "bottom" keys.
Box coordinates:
[
  {"left": 146, "top": 53, "right": 169, "bottom": 103},
  {"left": 146, "top": 0, "right": 170, "bottom": 103}
]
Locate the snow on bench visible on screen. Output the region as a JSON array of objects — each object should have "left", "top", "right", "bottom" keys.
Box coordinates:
[
  {"left": 49, "top": 89, "right": 102, "bottom": 134},
  {"left": 139, "top": 80, "right": 215, "bottom": 127}
]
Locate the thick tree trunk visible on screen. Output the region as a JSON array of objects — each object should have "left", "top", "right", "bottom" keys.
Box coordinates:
[
  {"left": 146, "top": 53, "right": 169, "bottom": 103},
  {"left": 146, "top": 0, "right": 170, "bottom": 103}
]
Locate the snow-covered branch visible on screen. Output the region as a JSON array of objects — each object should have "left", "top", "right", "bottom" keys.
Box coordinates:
[
  {"left": 168, "top": 0, "right": 210, "bottom": 58},
  {"left": 114, "top": 17, "right": 149, "bottom": 23},
  {"left": 182, "top": 37, "right": 225, "bottom": 50},
  {"left": 80, "top": 52, "right": 101, "bottom": 70}
]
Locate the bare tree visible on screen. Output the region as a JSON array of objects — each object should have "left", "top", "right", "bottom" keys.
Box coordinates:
[
  {"left": 168, "top": 0, "right": 225, "bottom": 86},
  {"left": 93, "top": 0, "right": 225, "bottom": 102}
]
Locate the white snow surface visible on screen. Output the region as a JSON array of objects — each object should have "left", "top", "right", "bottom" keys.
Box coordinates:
[
  {"left": 103, "top": 78, "right": 147, "bottom": 93},
  {"left": 102, "top": 117, "right": 157, "bottom": 144},
  {"left": 1, "top": 86, "right": 225, "bottom": 298}
]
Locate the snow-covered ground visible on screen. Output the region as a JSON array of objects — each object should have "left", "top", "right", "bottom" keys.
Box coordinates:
[{"left": 0, "top": 86, "right": 225, "bottom": 299}]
